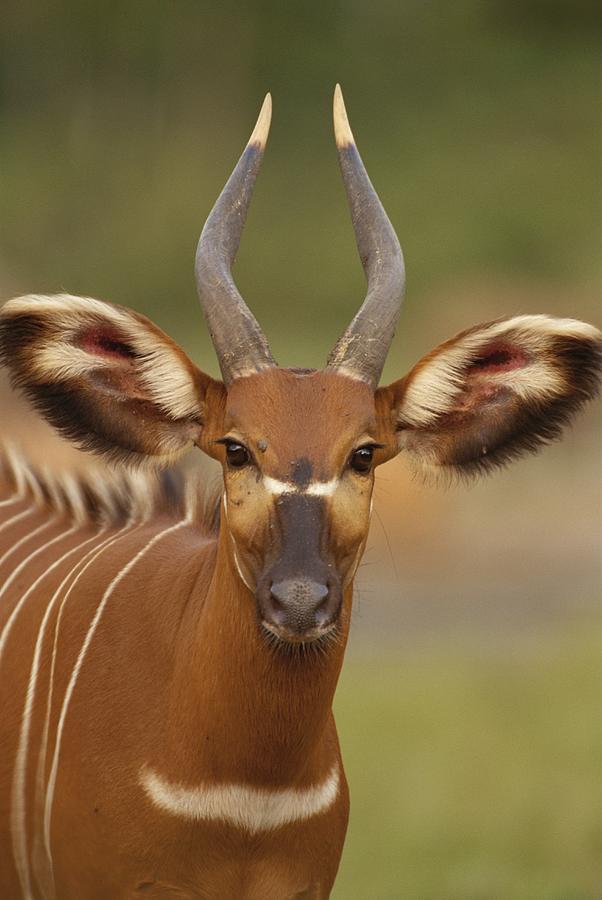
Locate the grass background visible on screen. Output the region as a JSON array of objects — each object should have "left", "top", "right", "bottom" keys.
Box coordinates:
[{"left": 334, "top": 625, "right": 601, "bottom": 899}]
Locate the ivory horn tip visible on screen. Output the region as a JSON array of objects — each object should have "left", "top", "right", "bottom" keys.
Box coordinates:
[
  {"left": 333, "top": 84, "right": 355, "bottom": 149},
  {"left": 247, "top": 93, "right": 272, "bottom": 150}
]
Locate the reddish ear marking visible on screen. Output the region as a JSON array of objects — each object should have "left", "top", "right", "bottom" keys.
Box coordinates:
[
  {"left": 469, "top": 341, "right": 530, "bottom": 374},
  {"left": 77, "top": 326, "right": 138, "bottom": 361}
]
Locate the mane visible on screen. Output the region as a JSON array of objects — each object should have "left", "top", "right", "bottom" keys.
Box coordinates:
[{"left": 0, "top": 443, "right": 222, "bottom": 534}]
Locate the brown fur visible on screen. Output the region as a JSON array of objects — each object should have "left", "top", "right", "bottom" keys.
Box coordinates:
[
  {"left": 0, "top": 295, "right": 600, "bottom": 898},
  {"left": 0, "top": 456, "right": 348, "bottom": 899}
]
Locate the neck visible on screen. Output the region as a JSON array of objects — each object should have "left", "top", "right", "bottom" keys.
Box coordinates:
[{"left": 161, "top": 525, "right": 351, "bottom": 788}]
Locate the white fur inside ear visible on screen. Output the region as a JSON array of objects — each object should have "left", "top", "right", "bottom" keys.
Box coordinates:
[
  {"left": 35, "top": 344, "right": 114, "bottom": 380},
  {"left": 399, "top": 315, "right": 601, "bottom": 427},
  {"left": 135, "top": 335, "right": 201, "bottom": 420},
  {"left": 4, "top": 294, "right": 202, "bottom": 421}
]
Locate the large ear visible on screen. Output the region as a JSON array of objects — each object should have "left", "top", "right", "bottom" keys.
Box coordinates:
[
  {"left": 0, "top": 294, "right": 224, "bottom": 466},
  {"left": 378, "top": 315, "right": 601, "bottom": 477}
]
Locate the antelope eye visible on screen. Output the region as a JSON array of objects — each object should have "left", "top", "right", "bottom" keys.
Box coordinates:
[
  {"left": 350, "top": 446, "right": 374, "bottom": 474},
  {"left": 225, "top": 442, "right": 250, "bottom": 469}
]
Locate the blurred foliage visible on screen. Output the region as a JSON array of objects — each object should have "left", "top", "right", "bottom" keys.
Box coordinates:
[
  {"left": 334, "top": 625, "right": 601, "bottom": 899},
  {"left": 0, "top": 0, "right": 600, "bottom": 380}
]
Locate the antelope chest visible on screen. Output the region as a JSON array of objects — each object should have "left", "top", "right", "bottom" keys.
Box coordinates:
[
  {"left": 44, "top": 749, "right": 348, "bottom": 899},
  {"left": 51, "top": 785, "right": 348, "bottom": 900}
]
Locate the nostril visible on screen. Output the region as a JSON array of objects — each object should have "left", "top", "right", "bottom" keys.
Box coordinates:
[
  {"left": 269, "top": 582, "right": 287, "bottom": 608},
  {"left": 266, "top": 584, "right": 288, "bottom": 626},
  {"left": 314, "top": 585, "right": 333, "bottom": 626},
  {"left": 313, "top": 583, "right": 329, "bottom": 605}
]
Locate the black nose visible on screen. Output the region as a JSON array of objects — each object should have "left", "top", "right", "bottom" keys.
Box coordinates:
[{"left": 261, "top": 578, "right": 339, "bottom": 638}]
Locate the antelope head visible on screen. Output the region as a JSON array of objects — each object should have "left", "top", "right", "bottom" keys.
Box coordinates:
[{"left": 1, "top": 88, "right": 600, "bottom": 648}]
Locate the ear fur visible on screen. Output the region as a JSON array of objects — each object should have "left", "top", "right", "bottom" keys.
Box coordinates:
[
  {"left": 0, "top": 294, "right": 221, "bottom": 466},
  {"left": 380, "top": 315, "right": 601, "bottom": 478}
]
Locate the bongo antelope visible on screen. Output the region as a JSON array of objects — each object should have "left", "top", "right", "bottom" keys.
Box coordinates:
[{"left": 0, "top": 86, "right": 600, "bottom": 900}]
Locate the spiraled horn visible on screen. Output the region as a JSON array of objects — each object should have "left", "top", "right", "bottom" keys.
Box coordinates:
[
  {"left": 195, "top": 94, "right": 276, "bottom": 385},
  {"left": 326, "top": 84, "right": 405, "bottom": 387}
]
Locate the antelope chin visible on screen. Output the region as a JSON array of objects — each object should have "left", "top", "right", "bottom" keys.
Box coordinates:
[{"left": 260, "top": 619, "right": 337, "bottom": 647}]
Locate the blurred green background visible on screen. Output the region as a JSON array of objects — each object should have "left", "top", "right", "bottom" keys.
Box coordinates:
[{"left": 1, "top": 2, "right": 600, "bottom": 897}]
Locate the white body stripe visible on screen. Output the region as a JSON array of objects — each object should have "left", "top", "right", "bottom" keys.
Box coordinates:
[
  {"left": 140, "top": 765, "right": 340, "bottom": 834},
  {"left": 0, "top": 494, "right": 23, "bottom": 508},
  {"left": 43, "top": 518, "right": 190, "bottom": 870},
  {"left": 0, "top": 516, "right": 55, "bottom": 571},
  {"left": 263, "top": 476, "right": 339, "bottom": 497},
  {"left": 0, "top": 506, "right": 35, "bottom": 539},
  {"left": 10, "top": 529, "right": 108, "bottom": 900},
  {"left": 0, "top": 523, "right": 76, "bottom": 664},
  {"left": 36, "top": 525, "right": 137, "bottom": 890}
]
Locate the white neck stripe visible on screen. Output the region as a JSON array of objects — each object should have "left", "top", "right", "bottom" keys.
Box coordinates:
[{"left": 140, "top": 765, "right": 339, "bottom": 834}]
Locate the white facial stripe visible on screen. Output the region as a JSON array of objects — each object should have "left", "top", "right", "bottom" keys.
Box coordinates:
[
  {"left": 229, "top": 532, "right": 253, "bottom": 592},
  {"left": 140, "top": 765, "right": 339, "bottom": 834},
  {"left": 262, "top": 476, "right": 293, "bottom": 495},
  {"left": 345, "top": 540, "right": 367, "bottom": 587},
  {"left": 232, "top": 549, "right": 253, "bottom": 592},
  {"left": 306, "top": 479, "right": 339, "bottom": 497},
  {"left": 222, "top": 493, "right": 253, "bottom": 591},
  {"left": 262, "top": 476, "right": 339, "bottom": 497}
]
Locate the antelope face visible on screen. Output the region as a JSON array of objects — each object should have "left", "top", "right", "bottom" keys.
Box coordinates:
[{"left": 212, "top": 368, "right": 388, "bottom": 643}]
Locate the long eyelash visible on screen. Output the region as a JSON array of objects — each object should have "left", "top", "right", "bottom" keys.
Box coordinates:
[{"left": 355, "top": 441, "right": 385, "bottom": 452}]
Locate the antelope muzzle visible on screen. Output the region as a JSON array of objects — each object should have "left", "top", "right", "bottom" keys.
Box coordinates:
[{"left": 256, "top": 493, "right": 342, "bottom": 643}]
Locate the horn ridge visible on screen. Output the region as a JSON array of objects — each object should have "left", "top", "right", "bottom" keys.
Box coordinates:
[
  {"left": 327, "top": 84, "right": 405, "bottom": 387},
  {"left": 195, "top": 94, "right": 276, "bottom": 385}
]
